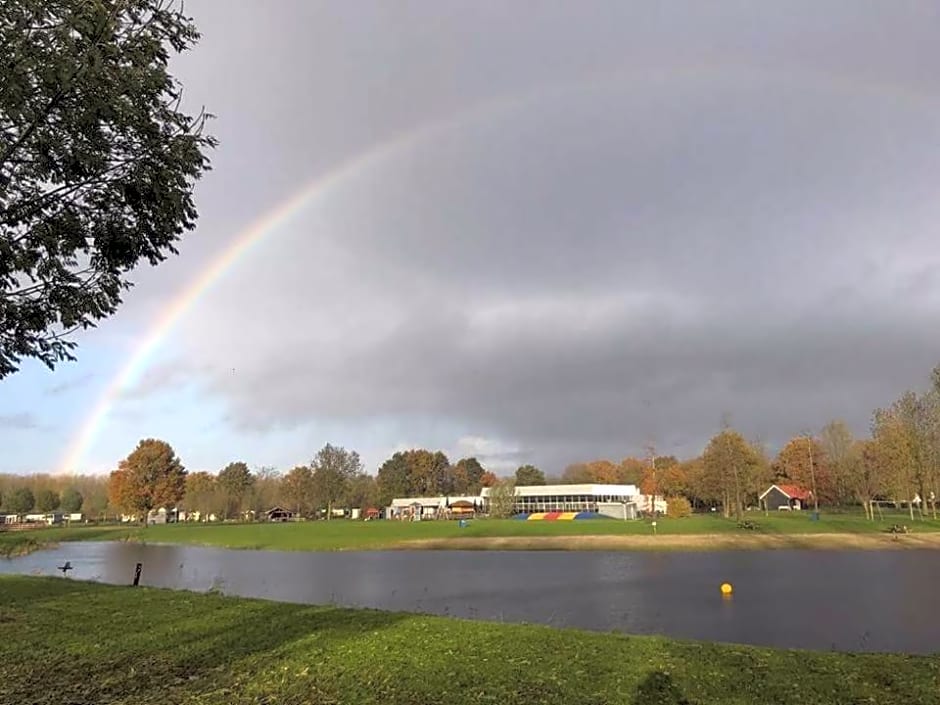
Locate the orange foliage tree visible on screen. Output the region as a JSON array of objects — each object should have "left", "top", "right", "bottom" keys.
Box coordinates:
[
  {"left": 108, "top": 439, "right": 186, "bottom": 524},
  {"left": 774, "top": 436, "right": 831, "bottom": 507},
  {"left": 480, "top": 471, "right": 498, "bottom": 487}
]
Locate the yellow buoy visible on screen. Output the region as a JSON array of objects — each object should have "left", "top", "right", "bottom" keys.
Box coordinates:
[{"left": 720, "top": 582, "right": 733, "bottom": 596}]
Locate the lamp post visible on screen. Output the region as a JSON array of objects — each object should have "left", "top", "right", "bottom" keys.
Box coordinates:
[{"left": 804, "top": 432, "right": 819, "bottom": 514}]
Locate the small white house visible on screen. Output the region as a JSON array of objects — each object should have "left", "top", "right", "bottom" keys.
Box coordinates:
[{"left": 24, "top": 513, "right": 63, "bottom": 525}]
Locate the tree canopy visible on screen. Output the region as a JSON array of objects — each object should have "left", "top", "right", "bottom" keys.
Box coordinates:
[
  {"left": 451, "top": 457, "right": 486, "bottom": 494},
  {"left": 0, "top": 0, "right": 215, "bottom": 377},
  {"left": 59, "top": 487, "right": 83, "bottom": 512},
  {"left": 6, "top": 487, "right": 34, "bottom": 513},
  {"left": 376, "top": 449, "right": 452, "bottom": 504},
  {"left": 35, "top": 488, "right": 59, "bottom": 512},
  {"left": 514, "top": 464, "right": 545, "bottom": 486},
  {"left": 107, "top": 438, "right": 186, "bottom": 522},
  {"left": 216, "top": 461, "right": 254, "bottom": 518},
  {"left": 311, "top": 444, "right": 363, "bottom": 519}
]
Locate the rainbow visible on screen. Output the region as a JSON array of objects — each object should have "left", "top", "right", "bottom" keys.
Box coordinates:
[
  {"left": 56, "top": 88, "right": 544, "bottom": 474},
  {"left": 56, "top": 66, "right": 939, "bottom": 474}
]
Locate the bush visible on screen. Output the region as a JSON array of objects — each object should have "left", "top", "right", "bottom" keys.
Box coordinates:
[{"left": 666, "top": 496, "right": 691, "bottom": 518}]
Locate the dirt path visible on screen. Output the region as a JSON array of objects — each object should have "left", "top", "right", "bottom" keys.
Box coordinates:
[{"left": 394, "top": 532, "right": 940, "bottom": 551}]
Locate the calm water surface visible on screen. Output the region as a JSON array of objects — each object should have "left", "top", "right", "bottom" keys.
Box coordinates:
[{"left": 3, "top": 542, "right": 939, "bottom": 654}]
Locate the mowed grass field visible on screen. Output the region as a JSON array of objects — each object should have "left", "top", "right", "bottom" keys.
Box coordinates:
[
  {"left": 4, "top": 511, "right": 940, "bottom": 555},
  {"left": 1, "top": 575, "right": 938, "bottom": 705},
  {"left": 119, "top": 511, "right": 940, "bottom": 551}
]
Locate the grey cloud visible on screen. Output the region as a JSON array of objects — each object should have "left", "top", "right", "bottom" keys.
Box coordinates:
[
  {"left": 118, "top": 1, "right": 940, "bottom": 471},
  {"left": 0, "top": 413, "right": 39, "bottom": 430},
  {"left": 45, "top": 372, "right": 96, "bottom": 396}
]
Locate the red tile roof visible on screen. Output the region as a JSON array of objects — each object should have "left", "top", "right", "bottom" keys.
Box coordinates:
[{"left": 776, "top": 484, "right": 812, "bottom": 501}]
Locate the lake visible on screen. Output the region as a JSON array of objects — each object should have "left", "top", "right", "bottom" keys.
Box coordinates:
[{"left": 3, "top": 542, "right": 939, "bottom": 654}]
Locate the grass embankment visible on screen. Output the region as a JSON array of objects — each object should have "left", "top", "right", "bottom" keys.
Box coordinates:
[
  {"left": 122, "top": 512, "right": 940, "bottom": 552},
  {"left": 5, "top": 513, "right": 940, "bottom": 555},
  {"left": 1, "top": 576, "right": 937, "bottom": 705},
  {"left": 0, "top": 525, "right": 133, "bottom": 557}
]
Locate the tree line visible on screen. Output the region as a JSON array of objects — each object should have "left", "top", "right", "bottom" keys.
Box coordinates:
[{"left": 4, "top": 364, "right": 938, "bottom": 522}]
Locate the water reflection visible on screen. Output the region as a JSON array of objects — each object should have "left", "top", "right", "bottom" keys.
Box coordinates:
[{"left": 2, "top": 542, "right": 939, "bottom": 654}]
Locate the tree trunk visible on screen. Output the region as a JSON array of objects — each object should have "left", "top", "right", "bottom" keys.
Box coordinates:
[{"left": 732, "top": 464, "right": 742, "bottom": 521}]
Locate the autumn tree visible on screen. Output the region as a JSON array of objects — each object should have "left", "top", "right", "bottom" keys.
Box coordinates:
[
  {"left": 641, "top": 459, "right": 687, "bottom": 499},
  {"left": 928, "top": 369, "right": 940, "bottom": 517},
  {"left": 514, "top": 464, "right": 545, "bottom": 486},
  {"left": 680, "top": 457, "right": 712, "bottom": 509},
  {"left": 450, "top": 457, "right": 485, "bottom": 494},
  {"left": 562, "top": 459, "right": 625, "bottom": 484},
  {"left": 0, "top": 0, "right": 216, "bottom": 378},
  {"left": 487, "top": 479, "right": 517, "bottom": 518},
  {"left": 216, "top": 461, "right": 254, "bottom": 519},
  {"left": 281, "top": 465, "right": 316, "bottom": 517},
  {"left": 889, "top": 390, "right": 936, "bottom": 517},
  {"left": 60, "top": 488, "right": 83, "bottom": 513},
  {"left": 311, "top": 443, "right": 362, "bottom": 519},
  {"left": 774, "top": 436, "right": 829, "bottom": 509},
  {"left": 480, "top": 471, "right": 498, "bottom": 488},
  {"left": 344, "top": 472, "right": 378, "bottom": 510},
  {"left": 819, "top": 420, "right": 856, "bottom": 505},
  {"left": 561, "top": 463, "right": 592, "bottom": 483},
  {"left": 409, "top": 450, "right": 451, "bottom": 495},
  {"left": 871, "top": 408, "right": 918, "bottom": 520},
  {"left": 35, "top": 488, "right": 60, "bottom": 512},
  {"left": 853, "top": 440, "right": 888, "bottom": 520},
  {"left": 619, "top": 457, "right": 647, "bottom": 485},
  {"left": 587, "top": 459, "right": 621, "bottom": 483},
  {"left": 246, "top": 466, "right": 281, "bottom": 516},
  {"left": 108, "top": 439, "right": 186, "bottom": 524},
  {"left": 701, "top": 429, "right": 763, "bottom": 519},
  {"left": 375, "top": 449, "right": 450, "bottom": 502},
  {"left": 183, "top": 471, "right": 216, "bottom": 518}
]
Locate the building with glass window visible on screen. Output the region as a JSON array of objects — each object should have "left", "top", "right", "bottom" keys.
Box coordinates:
[{"left": 480, "top": 483, "right": 642, "bottom": 514}]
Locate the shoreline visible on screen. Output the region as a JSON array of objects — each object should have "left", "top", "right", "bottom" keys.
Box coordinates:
[
  {"left": 393, "top": 532, "right": 940, "bottom": 551},
  {"left": 7, "top": 526, "right": 940, "bottom": 557}
]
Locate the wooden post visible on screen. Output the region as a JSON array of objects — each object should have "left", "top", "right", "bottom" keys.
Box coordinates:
[{"left": 132, "top": 562, "right": 142, "bottom": 587}]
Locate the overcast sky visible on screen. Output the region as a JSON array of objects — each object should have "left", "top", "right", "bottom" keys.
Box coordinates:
[{"left": 3, "top": 1, "right": 940, "bottom": 476}]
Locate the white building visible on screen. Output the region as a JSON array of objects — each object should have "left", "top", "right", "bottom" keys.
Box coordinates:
[
  {"left": 389, "top": 484, "right": 668, "bottom": 519},
  {"left": 481, "top": 483, "right": 644, "bottom": 514}
]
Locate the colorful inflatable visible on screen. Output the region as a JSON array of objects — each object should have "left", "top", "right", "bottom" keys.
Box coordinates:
[{"left": 513, "top": 511, "right": 602, "bottom": 521}]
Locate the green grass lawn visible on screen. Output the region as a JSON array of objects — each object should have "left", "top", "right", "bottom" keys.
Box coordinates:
[
  {"left": 4, "top": 511, "right": 939, "bottom": 555},
  {"left": 0, "top": 575, "right": 937, "bottom": 705},
  {"left": 127, "top": 512, "right": 940, "bottom": 550}
]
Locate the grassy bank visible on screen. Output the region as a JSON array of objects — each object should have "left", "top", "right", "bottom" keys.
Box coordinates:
[
  {"left": 0, "top": 525, "right": 133, "bottom": 557},
  {"left": 0, "top": 576, "right": 937, "bottom": 704},
  {"left": 5, "top": 513, "right": 940, "bottom": 555},
  {"left": 124, "top": 512, "right": 940, "bottom": 552}
]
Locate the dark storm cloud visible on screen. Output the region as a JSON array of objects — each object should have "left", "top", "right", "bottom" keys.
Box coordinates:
[{"left": 118, "top": 1, "right": 940, "bottom": 470}]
